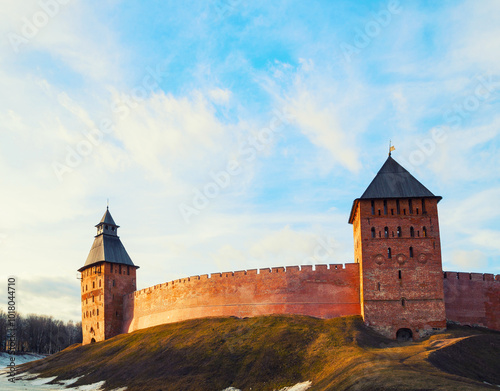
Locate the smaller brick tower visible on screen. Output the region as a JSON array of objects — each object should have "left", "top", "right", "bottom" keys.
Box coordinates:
[
  {"left": 78, "top": 208, "right": 139, "bottom": 345},
  {"left": 349, "top": 154, "right": 446, "bottom": 340}
]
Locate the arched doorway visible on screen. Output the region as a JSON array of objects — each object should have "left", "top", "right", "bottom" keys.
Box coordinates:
[
  {"left": 90, "top": 338, "right": 96, "bottom": 344},
  {"left": 396, "top": 328, "right": 413, "bottom": 341}
]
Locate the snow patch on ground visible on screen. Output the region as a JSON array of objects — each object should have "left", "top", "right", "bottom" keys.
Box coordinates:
[
  {"left": 0, "top": 352, "right": 47, "bottom": 368},
  {"left": 221, "top": 380, "right": 312, "bottom": 391},
  {"left": 279, "top": 381, "right": 313, "bottom": 391},
  {"left": 0, "top": 372, "right": 126, "bottom": 390}
]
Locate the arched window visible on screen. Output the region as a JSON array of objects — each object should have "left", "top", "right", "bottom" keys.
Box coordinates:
[
  {"left": 377, "top": 282, "right": 381, "bottom": 291},
  {"left": 97, "top": 309, "right": 99, "bottom": 316},
  {"left": 388, "top": 248, "right": 392, "bottom": 258},
  {"left": 371, "top": 227, "right": 376, "bottom": 238},
  {"left": 371, "top": 200, "right": 375, "bottom": 215},
  {"left": 409, "top": 199, "right": 413, "bottom": 214},
  {"left": 397, "top": 226, "right": 402, "bottom": 237},
  {"left": 401, "top": 298, "right": 406, "bottom": 306},
  {"left": 422, "top": 198, "right": 426, "bottom": 213},
  {"left": 92, "top": 281, "right": 95, "bottom": 289},
  {"left": 396, "top": 199, "right": 400, "bottom": 214},
  {"left": 409, "top": 246, "right": 414, "bottom": 258},
  {"left": 384, "top": 227, "right": 389, "bottom": 238},
  {"left": 383, "top": 200, "right": 388, "bottom": 215},
  {"left": 423, "top": 226, "right": 427, "bottom": 237},
  {"left": 398, "top": 270, "right": 402, "bottom": 279},
  {"left": 410, "top": 227, "right": 415, "bottom": 237},
  {"left": 99, "top": 279, "right": 101, "bottom": 288}
]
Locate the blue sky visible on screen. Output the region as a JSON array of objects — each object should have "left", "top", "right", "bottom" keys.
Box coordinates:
[{"left": 0, "top": 0, "right": 499, "bottom": 321}]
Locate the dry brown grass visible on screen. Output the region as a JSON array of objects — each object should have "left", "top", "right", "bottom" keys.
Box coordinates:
[{"left": 17, "top": 315, "right": 500, "bottom": 390}]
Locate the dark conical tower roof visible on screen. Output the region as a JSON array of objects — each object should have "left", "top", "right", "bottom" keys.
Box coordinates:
[
  {"left": 78, "top": 208, "right": 138, "bottom": 272},
  {"left": 349, "top": 155, "right": 441, "bottom": 223},
  {"left": 360, "top": 156, "right": 438, "bottom": 199},
  {"left": 98, "top": 207, "right": 117, "bottom": 226}
]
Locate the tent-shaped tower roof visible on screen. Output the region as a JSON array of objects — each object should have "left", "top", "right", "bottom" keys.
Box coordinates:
[
  {"left": 78, "top": 208, "right": 138, "bottom": 272},
  {"left": 349, "top": 155, "right": 441, "bottom": 223}
]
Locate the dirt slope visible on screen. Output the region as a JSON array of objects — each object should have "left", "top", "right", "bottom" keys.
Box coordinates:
[{"left": 17, "top": 315, "right": 500, "bottom": 391}]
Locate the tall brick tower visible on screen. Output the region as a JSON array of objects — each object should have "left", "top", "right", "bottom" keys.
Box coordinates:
[
  {"left": 349, "top": 154, "right": 446, "bottom": 340},
  {"left": 78, "top": 208, "right": 139, "bottom": 344}
]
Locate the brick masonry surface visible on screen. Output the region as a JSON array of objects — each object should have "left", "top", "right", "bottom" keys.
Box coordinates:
[{"left": 122, "top": 264, "right": 361, "bottom": 334}]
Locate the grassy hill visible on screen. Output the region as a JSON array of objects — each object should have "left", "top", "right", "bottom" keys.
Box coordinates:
[{"left": 18, "top": 315, "right": 500, "bottom": 391}]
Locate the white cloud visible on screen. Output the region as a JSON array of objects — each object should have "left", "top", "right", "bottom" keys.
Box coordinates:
[
  {"left": 112, "top": 90, "right": 234, "bottom": 184},
  {"left": 289, "top": 91, "right": 361, "bottom": 173},
  {"left": 448, "top": 0, "right": 500, "bottom": 74},
  {"left": 208, "top": 88, "right": 232, "bottom": 105},
  {"left": 450, "top": 249, "right": 489, "bottom": 272}
]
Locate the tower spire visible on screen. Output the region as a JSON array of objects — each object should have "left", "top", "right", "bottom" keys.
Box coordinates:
[{"left": 388, "top": 140, "right": 395, "bottom": 156}]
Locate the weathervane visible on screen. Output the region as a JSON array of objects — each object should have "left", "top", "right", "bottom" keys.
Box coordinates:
[{"left": 389, "top": 140, "right": 395, "bottom": 156}]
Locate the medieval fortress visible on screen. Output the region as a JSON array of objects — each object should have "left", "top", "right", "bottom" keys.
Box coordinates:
[{"left": 79, "top": 156, "right": 500, "bottom": 344}]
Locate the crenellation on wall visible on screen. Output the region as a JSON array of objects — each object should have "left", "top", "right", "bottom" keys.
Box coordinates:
[
  {"left": 343, "top": 263, "right": 358, "bottom": 272},
  {"left": 444, "top": 271, "right": 500, "bottom": 282},
  {"left": 458, "top": 272, "right": 469, "bottom": 280},
  {"left": 470, "top": 273, "right": 483, "bottom": 281}
]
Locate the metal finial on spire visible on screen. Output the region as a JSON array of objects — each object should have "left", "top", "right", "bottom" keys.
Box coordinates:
[{"left": 107, "top": 198, "right": 109, "bottom": 209}]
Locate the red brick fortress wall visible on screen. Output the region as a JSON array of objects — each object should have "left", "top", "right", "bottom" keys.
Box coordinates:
[
  {"left": 122, "top": 264, "right": 361, "bottom": 334},
  {"left": 443, "top": 272, "right": 500, "bottom": 331}
]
